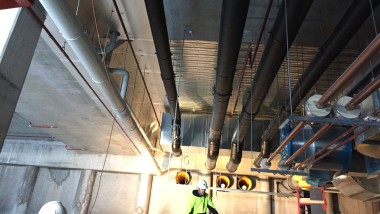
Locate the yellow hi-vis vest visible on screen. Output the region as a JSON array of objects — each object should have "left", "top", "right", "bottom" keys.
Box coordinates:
[{"left": 186, "top": 190, "right": 217, "bottom": 214}]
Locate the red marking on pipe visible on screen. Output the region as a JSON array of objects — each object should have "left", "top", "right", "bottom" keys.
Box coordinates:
[
  {"left": 29, "top": 122, "right": 58, "bottom": 129},
  {"left": 0, "top": 0, "right": 34, "bottom": 9},
  {"left": 230, "top": 0, "right": 274, "bottom": 116},
  {"left": 6, "top": 134, "right": 54, "bottom": 139}
]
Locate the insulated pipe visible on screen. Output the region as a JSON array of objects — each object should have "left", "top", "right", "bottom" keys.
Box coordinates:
[
  {"left": 284, "top": 124, "right": 332, "bottom": 166},
  {"left": 345, "top": 75, "right": 380, "bottom": 110},
  {"left": 317, "top": 33, "right": 380, "bottom": 108},
  {"left": 109, "top": 68, "right": 129, "bottom": 99},
  {"left": 227, "top": 0, "right": 313, "bottom": 172},
  {"left": 206, "top": 0, "right": 251, "bottom": 170},
  {"left": 257, "top": 0, "right": 380, "bottom": 165},
  {"left": 297, "top": 125, "right": 357, "bottom": 169},
  {"left": 308, "top": 126, "right": 370, "bottom": 166},
  {"left": 95, "top": 30, "right": 119, "bottom": 55},
  {"left": 144, "top": 0, "right": 182, "bottom": 156},
  {"left": 39, "top": 0, "right": 162, "bottom": 174},
  {"left": 230, "top": 0, "right": 274, "bottom": 116}
]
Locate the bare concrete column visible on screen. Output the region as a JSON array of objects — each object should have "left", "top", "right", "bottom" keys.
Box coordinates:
[
  {"left": 136, "top": 174, "right": 153, "bottom": 214},
  {"left": 0, "top": 2, "right": 45, "bottom": 150},
  {"left": 257, "top": 176, "right": 271, "bottom": 214},
  {"left": 325, "top": 193, "right": 334, "bottom": 214},
  {"left": 72, "top": 170, "right": 96, "bottom": 214},
  {"left": 14, "top": 166, "right": 39, "bottom": 213}
]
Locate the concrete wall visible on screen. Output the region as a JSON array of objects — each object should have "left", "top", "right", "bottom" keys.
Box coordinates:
[
  {"left": 0, "top": 165, "right": 140, "bottom": 214},
  {"left": 2, "top": 164, "right": 377, "bottom": 214},
  {"left": 0, "top": 164, "right": 297, "bottom": 214}
]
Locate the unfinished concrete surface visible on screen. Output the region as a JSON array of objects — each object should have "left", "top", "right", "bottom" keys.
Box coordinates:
[{"left": 1, "top": 0, "right": 380, "bottom": 213}]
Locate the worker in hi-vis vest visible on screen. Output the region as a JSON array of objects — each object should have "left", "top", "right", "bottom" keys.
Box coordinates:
[{"left": 186, "top": 179, "right": 218, "bottom": 214}]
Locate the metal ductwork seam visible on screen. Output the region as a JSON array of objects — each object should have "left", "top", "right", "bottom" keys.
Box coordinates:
[
  {"left": 40, "top": 0, "right": 162, "bottom": 175},
  {"left": 227, "top": 0, "right": 314, "bottom": 172},
  {"left": 144, "top": 0, "right": 182, "bottom": 157},
  {"left": 257, "top": 0, "right": 380, "bottom": 166},
  {"left": 206, "top": 0, "right": 251, "bottom": 170}
]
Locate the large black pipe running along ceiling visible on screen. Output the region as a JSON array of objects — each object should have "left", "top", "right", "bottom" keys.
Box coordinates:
[
  {"left": 206, "top": 0, "right": 251, "bottom": 170},
  {"left": 255, "top": 0, "right": 380, "bottom": 167},
  {"left": 226, "top": 0, "right": 314, "bottom": 172},
  {"left": 145, "top": 0, "right": 182, "bottom": 156}
]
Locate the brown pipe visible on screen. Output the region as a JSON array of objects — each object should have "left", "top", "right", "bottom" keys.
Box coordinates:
[
  {"left": 296, "top": 125, "right": 357, "bottom": 169},
  {"left": 346, "top": 75, "right": 380, "bottom": 110},
  {"left": 230, "top": 0, "right": 274, "bottom": 116},
  {"left": 317, "top": 33, "right": 380, "bottom": 108},
  {"left": 308, "top": 126, "right": 370, "bottom": 166},
  {"left": 266, "top": 122, "right": 306, "bottom": 163},
  {"left": 284, "top": 124, "right": 332, "bottom": 166},
  {"left": 372, "top": 108, "right": 380, "bottom": 116}
]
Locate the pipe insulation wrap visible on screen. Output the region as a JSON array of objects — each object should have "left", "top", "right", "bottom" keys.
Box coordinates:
[{"left": 206, "top": 0, "right": 251, "bottom": 170}]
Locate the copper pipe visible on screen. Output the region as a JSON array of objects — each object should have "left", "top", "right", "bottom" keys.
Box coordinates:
[
  {"left": 266, "top": 122, "right": 306, "bottom": 163},
  {"left": 346, "top": 75, "right": 380, "bottom": 110},
  {"left": 372, "top": 108, "right": 380, "bottom": 116},
  {"left": 284, "top": 124, "right": 332, "bottom": 166},
  {"left": 317, "top": 33, "right": 380, "bottom": 108},
  {"left": 308, "top": 126, "right": 370, "bottom": 166},
  {"left": 296, "top": 125, "right": 357, "bottom": 169},
  {"left": 230, "top": 0, "right": 273, "bottom": 116}
]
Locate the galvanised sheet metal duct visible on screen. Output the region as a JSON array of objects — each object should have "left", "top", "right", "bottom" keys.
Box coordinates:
[
  {"left": 206, "top": 0, "right": 251, "bottom": 170},
  {"left": 145, "top": 0, "right": 182, "bottom": 157},
  {"left": 226, "top": 0, "right": 313, "bottom": 172},
  {"left": 256, "top": 0, "right": 380, "bottom": 167},
  {"left": 40, "top": 0, "right": 162, "bottom": 174}
]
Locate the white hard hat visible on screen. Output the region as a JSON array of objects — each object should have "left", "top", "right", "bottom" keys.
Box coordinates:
[
  {"left": 197, "top": 179, "right": 208, "bottom": 189},
  {"left": 38, "top": 201, "right": 67, "bottom": 214}
]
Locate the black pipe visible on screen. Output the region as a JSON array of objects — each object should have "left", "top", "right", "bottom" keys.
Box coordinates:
[
  {"left": 145, "top": 0, "right": 182, "bottom": 156},
  {"left": 226, "top": 0, "right": 313, "bottom": 172},
  {"left": 206, "top": 0, "right": 251, "bottom": 170},
  {"left": 257, "top": 0, "right": 380, "bottom": 165}
]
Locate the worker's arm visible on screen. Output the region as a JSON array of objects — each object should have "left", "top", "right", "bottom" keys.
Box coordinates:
[{"left": 206, "top": 195, "right": 218, "bottom": 214}]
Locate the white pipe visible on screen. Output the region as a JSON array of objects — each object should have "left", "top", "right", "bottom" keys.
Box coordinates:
[
  {"left": 40, "top": 0, "right": 162, "bottom": 175},
  {"left": 109, "top": 68, "right": 129, "bottom": 99}
]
